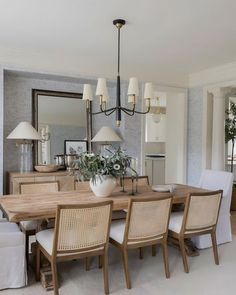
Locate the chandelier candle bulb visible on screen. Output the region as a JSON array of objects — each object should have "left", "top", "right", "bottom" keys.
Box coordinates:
[
  {"left": 127, "top": 77, "right": 139, "bottom": 103},
  {"left": 96, "top": 78, "right": 107, "bottom": 96},
  {"left": 144, "top": 82, "right": 154, "bottom": 100},
  {"left": 101, "top": 87, "right": 109, "bottom": 103},
  {"left": 82, "top": 84, "right": 93, "bottom": 102}
]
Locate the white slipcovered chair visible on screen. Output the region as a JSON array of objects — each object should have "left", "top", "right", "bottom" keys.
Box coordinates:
[
  {"left": 193, "top": 169, "right": 233, "bottom": 249},
  {"left": 168, "top": 190, "right": 223, "bottom": 273},
  {"left": 0, "top": 222, "right": 27, "bottom": 290}
]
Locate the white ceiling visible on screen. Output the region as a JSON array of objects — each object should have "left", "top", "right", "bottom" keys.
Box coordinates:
[{"left": 0, "top": 0, "right": 236, "bottom": 86}]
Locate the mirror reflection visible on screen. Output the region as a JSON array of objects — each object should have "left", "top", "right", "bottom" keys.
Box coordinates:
[{"left": 33, "top": 91, "right": 90, "bottom": 165}]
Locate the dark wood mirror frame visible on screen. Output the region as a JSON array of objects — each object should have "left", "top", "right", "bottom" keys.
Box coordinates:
[{"left": 32, "top": 89, "right": 92, "bottom": 166}]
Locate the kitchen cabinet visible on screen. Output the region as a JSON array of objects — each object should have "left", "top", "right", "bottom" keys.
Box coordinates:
[{"left": 145, "top": 158, "right": 165, "bottom": 185}]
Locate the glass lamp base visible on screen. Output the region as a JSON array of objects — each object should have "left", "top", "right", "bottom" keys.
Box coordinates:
[{"left": 18, "top": 142, "right": 33, "bottom": 173}]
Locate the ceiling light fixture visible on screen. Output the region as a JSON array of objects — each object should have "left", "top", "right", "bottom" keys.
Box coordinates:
[{"left": 82, "top": 19, "right": 152, "bottom": 127}]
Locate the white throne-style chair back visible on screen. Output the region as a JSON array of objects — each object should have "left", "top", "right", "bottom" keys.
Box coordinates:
[{"left": 193, "top": 169, "right": 233, "bottom": 248}]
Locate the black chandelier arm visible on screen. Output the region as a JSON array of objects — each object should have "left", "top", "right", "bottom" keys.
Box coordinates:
[
  {"left": 120, "top": 106, "right": 135, "bottom": 116},
  {"left": 90, "top": 106, "right": 117, "bottom": 115},
  {"left": 119, "top": 105, "right": 151, "bottom": 115},
  {"left": 100, "top": 104, "right": 118, "bottom": 116},
  {"left": 104, "top": 108, "right": 117, "bottom": 116},
  {"left": 91, "top": 110, "right": 106, "bottom": 115},
  {"left": 132, "top": 105, "right": 151, "bottom": 115}
]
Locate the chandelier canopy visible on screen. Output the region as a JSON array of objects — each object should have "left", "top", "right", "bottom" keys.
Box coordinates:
[{"left": 82, "top": 19, "right": 154, "bottom": 127}]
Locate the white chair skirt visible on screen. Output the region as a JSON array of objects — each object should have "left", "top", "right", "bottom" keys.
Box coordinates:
[
  {"left": 192, "top": 212, "right": 232, "bottom": 249},
  {"left": 0, "top": 222, "right": 27, "bottom": 290},
  {"left": 0, "top": 244, "right": 27, "bottom": 289}
]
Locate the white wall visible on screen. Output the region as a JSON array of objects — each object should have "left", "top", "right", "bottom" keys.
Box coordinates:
[{"left": 165, "top": 92, "right": 187, "bottom": 184}]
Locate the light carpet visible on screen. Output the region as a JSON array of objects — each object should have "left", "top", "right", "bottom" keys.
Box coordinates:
[{"left": 2, "top": 235, "right": 236, "bottom": 295}]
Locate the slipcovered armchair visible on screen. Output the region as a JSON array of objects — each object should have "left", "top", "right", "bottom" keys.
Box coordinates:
[
  {"left": 193, "top": 169, "right": 233, "bottom": 249},
  {"left": 0, "top": 222, "right": 27, "bottom": 290}
]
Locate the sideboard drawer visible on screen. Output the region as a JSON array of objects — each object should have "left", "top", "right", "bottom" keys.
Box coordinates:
[{"left": 34, "top": 176, "right": 56, "bottom": 182}]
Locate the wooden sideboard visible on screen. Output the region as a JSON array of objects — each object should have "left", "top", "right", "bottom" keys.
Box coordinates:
[{"left": 7, "top": 171, "right": 75, "bottom": 194}]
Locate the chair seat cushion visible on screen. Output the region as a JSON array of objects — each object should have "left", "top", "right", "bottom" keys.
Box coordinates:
[
  {"left": 110, "top": 220, "right": 126, "bottom": 244},
  {"left": 0, "top": 222, "right": 24, "bottom": 247},
  {"left": 36, "top": 229, "right": 54, "bottom": 254},
  {"left": 20, "top": 220, "right": 38, "bottom": 231},
  {"left": 36, "top": 229, "right": 105, "bottom": 256},
  {"left": 169, "top": 212, "right": 214, "bottom": 235},
  {"left": 169, "top": 212, "right": 184, "bottom": 233}
]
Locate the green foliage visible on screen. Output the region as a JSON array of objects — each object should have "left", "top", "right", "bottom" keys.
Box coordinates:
[
  {"left": 73, "top": 147, "right": 136, "bottom": 183},
  {"left": 225, "top": 101, "right": 236, "bottom": 144},
  {"left": 225, "top": 101, "right": 236, "bottom": 172}
]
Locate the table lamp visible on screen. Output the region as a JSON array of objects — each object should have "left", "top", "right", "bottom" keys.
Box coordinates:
[
  {"left": 7, "top": 122, "right": 42, "bottom": 173},
  {"left": 91, "top": 126, "right": 122, "bottom": 155}
]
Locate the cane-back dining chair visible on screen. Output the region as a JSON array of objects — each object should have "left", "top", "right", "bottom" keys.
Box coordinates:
[
  {"left": 36, "top": 200, "right": 113, "bottom": 295},
  {"left": 168, "top": 190, "right": 223, "bottom": 273},
  {"left": 120, "top": 175, "right": 149, "bottom": 189},
  {"left": 110, "top": 195, "right": 172, "bottom": 289},
  {"left": 19, "top": 181, "right": 59, "bottom": 260},
  {"left": 74, "top": 180, "right": 92, "bottom": 192}
]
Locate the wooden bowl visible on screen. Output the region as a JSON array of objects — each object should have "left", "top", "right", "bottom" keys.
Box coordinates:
[{"left": 34, "top": 165, "right": 61, "bottom": 173}]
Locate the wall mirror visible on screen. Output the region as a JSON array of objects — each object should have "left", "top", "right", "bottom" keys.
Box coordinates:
[{"left": 32, "top": 89, "right": 92, "bottom": 165}]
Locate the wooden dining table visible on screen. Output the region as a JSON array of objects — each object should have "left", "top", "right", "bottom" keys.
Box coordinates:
[{"left": 0, "top": 184, "right": 209, "bottom": 223}]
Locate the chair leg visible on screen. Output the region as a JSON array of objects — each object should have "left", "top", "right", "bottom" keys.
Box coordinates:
[
  {"left": 122, "top": 249, "right": 131, "bottom": 289},
  {"left": 25, "top": 233, "right": 29, "bottom": 265},
  {"left": 102, "top": 254, "right": 109, "bottom": 294},
  {"left": 152, "top": 245, "right": 157, "bottom": 257},
  {"left": 211, "top": 231, "right": 219, "bottom": 265},
  {"left": 51, "top": 260, "right": 59, "bottom": 295},
  {"left": 179, "top": 238, "right": 189, "bottom": 273},
  {"left": 139, "top": 247, "right": 143, "bottom": 260},
  {"left": 162, "top": 243, "right": 170, "bottom": 278},
  {"left": 85, "top": 257, "right": 90, "bottom": 271},
  {"left": 99, "top": 255, "right": 103, "bottom": 269},
  {"left": 36, "top": 244, "right": 40, "bottom": 281}
]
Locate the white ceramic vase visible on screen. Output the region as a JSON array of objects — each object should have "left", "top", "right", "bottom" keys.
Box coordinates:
[{"left": 90, "top": 175, "right": 117, "bottom": 197}]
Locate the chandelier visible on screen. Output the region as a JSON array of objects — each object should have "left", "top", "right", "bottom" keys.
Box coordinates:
[{"left": 82, "top": 19, "right": 154, "bottom": 127}]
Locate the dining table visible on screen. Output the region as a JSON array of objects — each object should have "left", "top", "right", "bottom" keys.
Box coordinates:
[{"left": 0, "top": 184, "right": 209, "bottom": 223}]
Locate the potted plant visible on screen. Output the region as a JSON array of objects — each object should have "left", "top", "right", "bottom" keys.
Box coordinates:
[
  {"left": 73, "top": 147, "right": 134, "bottom": 197},
  {"left": 225, "top": 101, "right": 236, "bottom": 210}
]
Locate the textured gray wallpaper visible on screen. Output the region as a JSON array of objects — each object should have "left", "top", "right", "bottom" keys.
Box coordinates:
[
  {"left": 187, "top": 87, "right": 203, "bottom": 185},
  {"left": 3, "top": 71, "right": 142, "bottom": 192}
]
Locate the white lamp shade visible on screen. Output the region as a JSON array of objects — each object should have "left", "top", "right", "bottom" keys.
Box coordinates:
[
  {"left": 96, "top": 78, "right": 108, "bottom": 96},
  {"left": 101, "top": 86, "right": 109, "bottom": 102},
  {"left": 82, "top": 84, "right": 93, "bottom": 101},
  {"left": 7, "top": 122, "right": 42, "bottom": 140},
  {"left": 91, "top": 126, "right": 123, "bottom": 143},
  {"left": 144, "top": 82, "right": 154, "bottom": 99},
  {"left": 127, "top": 77, "right": 139, "bottom": 97}
]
